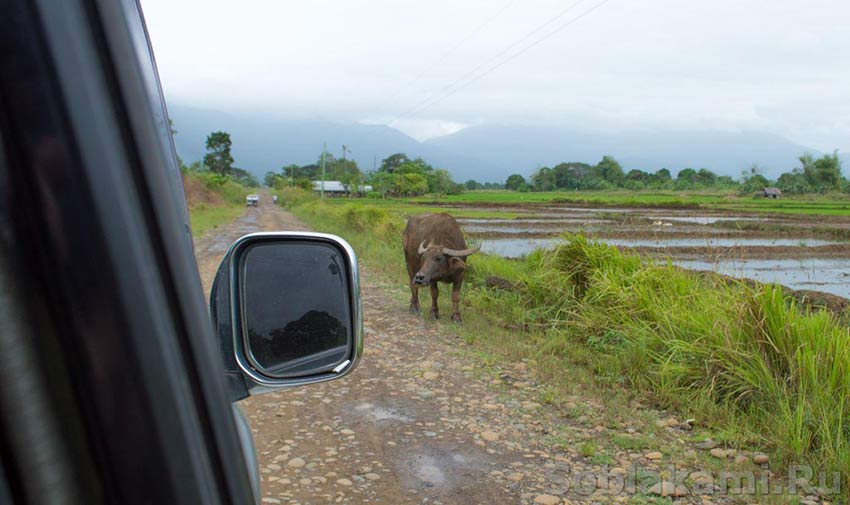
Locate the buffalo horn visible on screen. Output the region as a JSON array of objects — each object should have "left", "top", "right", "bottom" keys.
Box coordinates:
[{"left": 443, "top": 244, "right": 480, "bottom": 257}]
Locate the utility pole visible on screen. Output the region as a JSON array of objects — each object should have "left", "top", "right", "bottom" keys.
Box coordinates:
[
  {"left": 342, "top": 145, "right": 351, "bottom": 197},
  {"left": 320, "top": 142, "right": 326, "bottom": 199}
]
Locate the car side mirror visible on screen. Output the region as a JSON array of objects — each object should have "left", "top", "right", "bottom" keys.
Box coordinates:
[{"left": 210, "top": 232, "right": 362, "bottom": 401}]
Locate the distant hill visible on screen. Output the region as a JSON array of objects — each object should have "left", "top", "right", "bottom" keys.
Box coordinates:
[
  {"left": 425, "top": 125, "right": 820, "bottom": 180},
  {"left": 167, "top": 104, "right": 483, "bottom": 179},
  {"left": 168, "top": 104, "right": 825, "bottom": 182}
]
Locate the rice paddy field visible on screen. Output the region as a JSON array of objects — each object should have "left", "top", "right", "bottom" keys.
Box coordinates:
[{"left": 325, "top": 190, "right": 850, "bottom": 298}]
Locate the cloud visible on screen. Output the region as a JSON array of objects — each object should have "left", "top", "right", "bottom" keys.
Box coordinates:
[{"left": 141, "top": 0, "right": 850, "bottom": 151}]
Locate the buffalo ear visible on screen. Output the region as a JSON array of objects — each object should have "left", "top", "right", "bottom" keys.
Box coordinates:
[{"left": 450, "top": 257, "right": 467, "bottom": 270}]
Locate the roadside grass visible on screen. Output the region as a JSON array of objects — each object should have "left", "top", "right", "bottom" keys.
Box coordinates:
[
  {"left": 290, "top": 198, "right": 850, "bottom": 499},
  {"left": 189, "top": 203, "right": 246, "bottom": 237}
]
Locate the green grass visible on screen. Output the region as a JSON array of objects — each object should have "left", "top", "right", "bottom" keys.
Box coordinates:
[
  {"left": 189, "top": 203, "right": 245, "bottom": 237},
  {"left": 290, "top": 198, "right": 850, "bottom": 500},
  {"left": 373, "top": 189, "right": 850, "bottom": 217}
]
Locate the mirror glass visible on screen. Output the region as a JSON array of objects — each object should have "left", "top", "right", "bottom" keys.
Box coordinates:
[{"left": 240, "top": 240, "right": 351, "bottom": 378}]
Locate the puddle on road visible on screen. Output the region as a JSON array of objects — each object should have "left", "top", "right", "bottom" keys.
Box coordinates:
[
  {"left": 413, "top": 454, "right": 447, "bottom": 486},
  {"left": 397, "top": 448, "right": 489, "bottom": 493},
  {"left": 354, "top": 402, "right": 413, "bottom": 422}
]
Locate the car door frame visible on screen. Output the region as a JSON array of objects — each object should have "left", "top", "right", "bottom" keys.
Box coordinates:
[{"left": 0, "top": 0, "right": 256, "bottom": 503}]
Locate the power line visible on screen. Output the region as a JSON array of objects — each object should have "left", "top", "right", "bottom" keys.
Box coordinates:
[
  {"left": 390, "top": 0, "right": 613, "bottom": 124},
  {"left": 381, "top": 0, "right": 518, "bottom": 111},
  {"left": 388, "top": 0, "right": 591, "bottom": 124}
]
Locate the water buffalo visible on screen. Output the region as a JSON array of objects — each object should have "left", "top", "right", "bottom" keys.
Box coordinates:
[{"left": 402, "top": 213, "right": 480, "bottom": 322}]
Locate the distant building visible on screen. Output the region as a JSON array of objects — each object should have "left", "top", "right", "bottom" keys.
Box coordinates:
[
  {"left": 311, "top": 181, "right": 373, "bottom": 197},
  {"left": 762, "top": 187, "right": 781, "bottom": 199},
  {"left": 311, "top": 180, "right": 347, "bottom": 195}
]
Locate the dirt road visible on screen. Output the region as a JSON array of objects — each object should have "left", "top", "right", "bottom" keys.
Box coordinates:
[{"left": 193, "top": 196, "right": 771, "bottom": 505}]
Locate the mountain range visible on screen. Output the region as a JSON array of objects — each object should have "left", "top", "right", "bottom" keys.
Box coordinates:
[{"left": 168, "top": 104, "right": 841, "bottom": 182}]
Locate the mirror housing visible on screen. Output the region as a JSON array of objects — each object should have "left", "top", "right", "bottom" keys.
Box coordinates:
[{"left": 210, "top": 232, "right": 363, "bottom": 401}]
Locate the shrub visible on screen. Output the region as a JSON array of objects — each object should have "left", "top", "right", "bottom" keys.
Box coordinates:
[{"left": 272, "top": 187, "right": 314, "bottom": 209}]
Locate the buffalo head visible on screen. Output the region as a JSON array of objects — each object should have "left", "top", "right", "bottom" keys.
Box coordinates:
[{"left": 413, "top": 240, "right": 480, "bottom": 285}]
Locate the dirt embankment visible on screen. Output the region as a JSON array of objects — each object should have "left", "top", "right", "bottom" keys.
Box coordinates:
[{"left": 182, "top": 171, "right": 226, "bottom": 208}]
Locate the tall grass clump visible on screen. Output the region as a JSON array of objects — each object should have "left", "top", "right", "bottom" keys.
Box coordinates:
[{"left": 518, "top": 237, "right": 850, "bottom": 488}]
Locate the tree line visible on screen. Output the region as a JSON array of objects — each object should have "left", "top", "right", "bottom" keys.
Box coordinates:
[
  {"left": 178, "top": 126, "right": 847, "bottom": 196},
  {"left": 265, "top": 152, "right": 467, "bottom": 197},
  {"left": 502, "top": 152, "right": 848, "bottom": 194},
  {"left": 176, "top": 126, "right": 468, "bottom": 197}
]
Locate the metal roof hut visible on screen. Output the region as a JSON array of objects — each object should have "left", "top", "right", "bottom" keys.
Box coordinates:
[
  {"left": 762, "top": 187, "right": 781, "bottom": 198},
  {"left": 311, "top": 180, "right": 348, "bottom": 197}
]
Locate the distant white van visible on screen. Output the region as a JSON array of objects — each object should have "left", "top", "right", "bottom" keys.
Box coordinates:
[{"left": 246, "top": 194, "right": 260, "bottom": 206}]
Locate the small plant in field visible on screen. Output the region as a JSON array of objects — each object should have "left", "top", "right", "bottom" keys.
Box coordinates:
[
  {"left": 537, "top": 387, "right": 556, "bottom": 405},
  {"left": 611, "top": 434, "right": 652, "bottom": 451},
  {"left": 543, "top": 434, "right": 572, "bottom": 451},
  {"left": 590, "top": 452, "right": 614, "bottom": 465},
  {"left": 579, "top": 442, "right": 596, "bottom": 458},
  {"left": 628, "top": 493, "right": 671, "bottom": 504}
]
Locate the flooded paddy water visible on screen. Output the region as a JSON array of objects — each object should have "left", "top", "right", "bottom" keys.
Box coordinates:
[{"left": 449, "top": 204, "right": 850, "bottom": 299}]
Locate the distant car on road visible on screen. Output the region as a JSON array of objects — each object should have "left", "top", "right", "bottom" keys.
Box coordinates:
[{"left": 246, "top": 194, "right": 260, "bottom": 206}]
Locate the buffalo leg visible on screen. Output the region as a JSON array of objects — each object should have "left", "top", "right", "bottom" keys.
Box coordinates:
[
  {"left": 406, "top": 257, "right": 420, "bottom": 313},
  {"left": 409, "top": 281, "right": 420, "bottom": 313},
  {"left": 429, "top": 283, "right": 439, "bottom": 319},
  {"left": 451, "top": 280, "right": 463, "bottom": 322}
]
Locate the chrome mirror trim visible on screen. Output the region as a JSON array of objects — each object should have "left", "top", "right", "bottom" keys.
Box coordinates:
[{"left": 224, "top": 232, "right": 363, "bottom": 395}]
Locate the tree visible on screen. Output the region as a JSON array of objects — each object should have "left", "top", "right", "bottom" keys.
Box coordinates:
[
  {"left": 400, "top": 173, "right": 429, "bottom": 196},
  {"left": 465, "top": 179, "right": 483, "bottom": 190},
  {"left": 801, "top": 151, "right": 842, "bottom": 192},
  {"left": 203, "top": 131, "right": 234, "bottom": 175},
  {"left": 596, "top": 156, "right": 625, "bottom": 186},
  {"left": 739, "top": 164, "right": 771, "bottom": 194},
  {"left": 230, "top": 167, "right": 259, "bottom": 187},
  {"left": 776, "top": 170, "right": 811, "bottom": 194},
  {"left": 263, "top": 171, "right": 279, "bottom": 187},
  {"left": 505, "top": 174, "right": 525, "bottom": 191},
  {"left": 695, "top": 168, "right": 718, "bottom": 186},
  {"left": 653, "top": 168, "right": 672, "bottom": 185},
  {"left": 530, "top": 167, "right": 555, "bottom": 191},
  {"left": 677, "top": 168, "right": 697, "bottom": 184},
  {"left": 379, "top": 153, "right": 410, "bottom": 173}
]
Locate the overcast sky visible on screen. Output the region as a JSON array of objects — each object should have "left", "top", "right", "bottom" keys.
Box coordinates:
[{"left": 141, "top": 0, "right": 849, "bottom": 150}]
